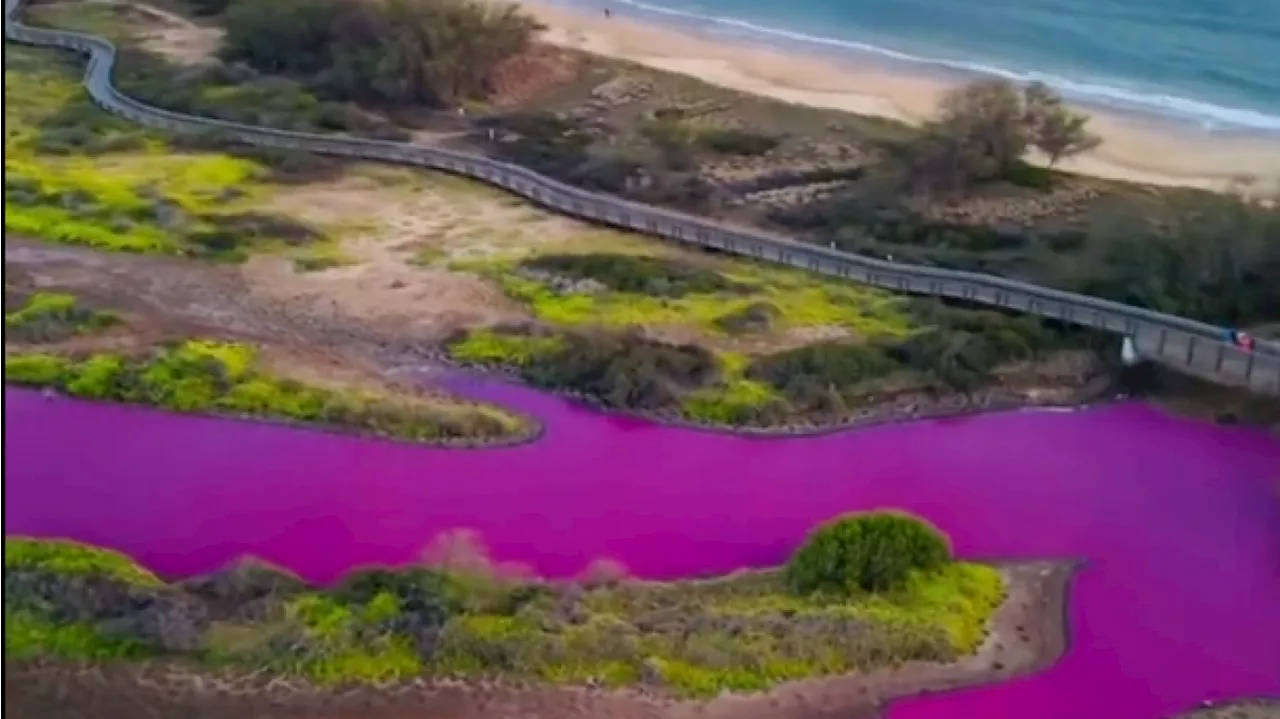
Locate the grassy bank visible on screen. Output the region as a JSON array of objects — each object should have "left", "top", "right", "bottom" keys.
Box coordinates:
[
  {"left": 3, "top": 515, "right": 1006, "bottom": 697},
  {"left": 3, "top": 339, "right": 527, "bottom": 444},
  {"left": 446, "top": 246, "right": 1089, "bottom": 427},
  {"left": 5, "top": 291, "right": 122, "bottom": 343}
]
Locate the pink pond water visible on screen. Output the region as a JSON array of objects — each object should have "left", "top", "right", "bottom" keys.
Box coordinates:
[{"left": 4, "top": 382, "right": 1279, "bottom": 718}]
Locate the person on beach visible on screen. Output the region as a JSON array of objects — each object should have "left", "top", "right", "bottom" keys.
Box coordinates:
[{"left": 604, "top": 7, "right": 612, "bottom": 18}]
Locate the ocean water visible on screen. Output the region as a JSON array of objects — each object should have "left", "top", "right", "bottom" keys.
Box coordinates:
[
  {"left": 595, "top": 0, "right": 1280, "bottom": 132},
  {"left": 6, "top": 382, "right": 1280, "bottom": 718}
]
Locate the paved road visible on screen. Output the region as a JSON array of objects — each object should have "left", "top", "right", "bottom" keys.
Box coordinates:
[{"left": 5, "top": 0, "right": 1278, "bottom": 396}]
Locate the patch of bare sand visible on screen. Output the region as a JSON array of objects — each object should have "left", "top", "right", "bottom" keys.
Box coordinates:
[
  {"left": 4, "top": 239, "right": 295, "bottom": 342},
  {"left": 240, "top": 171, "right": 571, "bottom": 340},
  {"left": 75, "top": 0, "right": 224, "bottom": 65},
  {"left": 1, "top": 562, "right": 1074, "bottom": 719},
  {"left": 135, "top": 19, "right": 220, "bottom": 66}
]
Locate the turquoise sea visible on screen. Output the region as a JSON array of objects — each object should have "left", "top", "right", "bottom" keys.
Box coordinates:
[{"left": 596, "top": 0, "right": 1280, "bottom": 133}]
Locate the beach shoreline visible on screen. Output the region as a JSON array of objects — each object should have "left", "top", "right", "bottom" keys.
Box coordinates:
[{"left": 515, "top": 0, "right": 1280, "bottom": 193}]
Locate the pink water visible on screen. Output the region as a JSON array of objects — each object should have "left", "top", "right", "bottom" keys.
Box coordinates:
[{"left": 4, "top": 382, "right": 1279, "bottom": 717}]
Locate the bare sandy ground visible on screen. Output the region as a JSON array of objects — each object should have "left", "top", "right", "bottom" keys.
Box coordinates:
[{"left": 514, "top": 0, "right": 1280, "bottom": 194}]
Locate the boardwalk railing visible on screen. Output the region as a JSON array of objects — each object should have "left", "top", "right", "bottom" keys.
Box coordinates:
[{"left": 6, "top": 0, "right": 1278, "bottom": 396}]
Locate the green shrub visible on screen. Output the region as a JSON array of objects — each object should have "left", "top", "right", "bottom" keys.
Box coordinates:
[
  {"left": 694, "top": 128, "right": 781, "bottom": 156},
  {"left": 786, "top": 512, "right": 952, "bottom": 595},
  {"left": 334, "top": 567, "right": 462, "bottom": 619},
  {"left": 220, "top": 0, "right": 538, "bottom": 106},
  {"left": 4, "top": 536, "right": 161, "bottom": 586},
  {"left": 447, "top": 329, "right": 565, "bottom": 366},
  {"left": 449, "top": 327, "right": 718, "bottom": 411},
  {"left": 3, "top": 353, "right": 72, "bottom": 385},
  {"left": 520, "top": 253, "right": 748, "bottom": 298},
  {"left": 4, "top": 292, "right": 121, "bottom": 343},
  {"left": 521, "top": 330, "right": 718, "bottom": 410},
  {"left": 4, "top": 610, "right": 148, "bottom": 660},
  {"left": 746, "top": 341, "right": 900, "bottom": 411},
  {"left": 712, "top": 301, "right": 780, "bottom": 334}
]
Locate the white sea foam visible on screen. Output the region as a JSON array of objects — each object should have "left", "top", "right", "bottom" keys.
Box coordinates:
[{"left": 607, "top": 0, "right": 1280, "bottom": 132}]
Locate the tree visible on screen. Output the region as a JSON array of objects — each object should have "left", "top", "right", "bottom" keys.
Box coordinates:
[
  {"left": 785, "top": 511, "right": 952, "bottom": 595},
  {"left": 219, "top": 0, "right": 540, "bottom": 106},
  {"left": 1074, "top": 190, "right": 1280, "bottom": 325},
  {"left": 1021, "top": 80, "right": 1059, "bottom": 113},
  {"left": 1031, "top": 109, "right": 1101, "bottom": 167},
  {"left": 1022, "top": 82, "right": 1100, "bottom": 167},
  {"left": 914, "top": 78, "right": 1103, "bottom": 185},
  {"left": 930, "top": 78, "right": 1030, "bottom": 181}
]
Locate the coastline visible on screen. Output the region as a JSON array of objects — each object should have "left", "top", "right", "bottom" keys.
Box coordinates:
[{"left": 515, "top": 0, "right": 1280, "bottom": 194}]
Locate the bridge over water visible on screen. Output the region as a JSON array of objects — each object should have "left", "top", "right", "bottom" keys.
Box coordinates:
[{"left": 6, "top": 0, "right": 1278, "bottom": 397}]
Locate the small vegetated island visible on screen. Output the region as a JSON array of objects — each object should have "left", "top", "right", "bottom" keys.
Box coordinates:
[{"left": 3, "top": 512, "right": 1072, "bottom": 716}]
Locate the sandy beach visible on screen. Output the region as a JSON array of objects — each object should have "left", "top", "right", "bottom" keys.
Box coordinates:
[{"left": 517, "top": 0, "right": 1280, "bottom": 193}]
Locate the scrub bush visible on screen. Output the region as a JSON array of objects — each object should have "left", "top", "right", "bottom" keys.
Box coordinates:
[
  {"left": 4, "top": 292, "right": 120, "bottom": 342},
  {"left": 786, "top": 511, "right": 952, "bottom": 595}
]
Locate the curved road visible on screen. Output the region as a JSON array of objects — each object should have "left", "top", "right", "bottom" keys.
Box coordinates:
[{"left": 5, "top": 0, "right": 1278, "bottom": 396}]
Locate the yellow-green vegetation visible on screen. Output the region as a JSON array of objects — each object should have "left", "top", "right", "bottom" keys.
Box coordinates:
[
  {"left": 453, "top": 247, "right": 915, "bottom": 339},
  {"left": 4, "top": 291, "right": 121, "bottom": 342},
  {"left": 448, "top": 329, "right": 567, "bottom": 367},
  {"left": 3, "top": 513, "right": 1008, "bottom": 696},
  {"left": 679, "top": 352, "right": 781, "bottom": 425},
  {"left": 3, "top": 610, "right": 150, "bottom": 661},
  {"left": 3, "top": 339, "right": 525, "bottom": 443},
  {"left": 429, "top": 560, "right": 1002, "bottom": 696},
  {"left": 3, "top": 538, "right": 159, "bottom": 661},
  {"left": 4, "top": 537, "right": 161, "bottom": 586},
  {"left": 3, "top": 43, "right": 331, "bottom": 259},
  {"left": 444, "top": 245, "right": 965, "bottom": 425},
  {"left": 446, "top": 237, "right": 1078, "bottom": 426}
]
